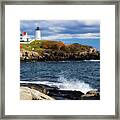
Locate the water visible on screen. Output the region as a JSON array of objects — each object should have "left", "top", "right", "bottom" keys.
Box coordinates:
[{"left": 20, "top": 61, "right": 100, "bottom": 93}]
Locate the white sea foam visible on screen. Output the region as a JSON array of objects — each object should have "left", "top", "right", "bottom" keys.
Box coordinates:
[
  {"left": 56, "top": 75, "right": 94, "bottom": 93},
  {"left": 84, "top": 60, "right": 100, "bottom": 62},
  {"left": 20, "top": 75, "right": 94, "bottom": 93}
]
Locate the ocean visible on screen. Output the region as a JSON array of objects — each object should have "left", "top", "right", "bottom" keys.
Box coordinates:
[{"left": 20, "top": 60, "right": 100, "bottom": 93}]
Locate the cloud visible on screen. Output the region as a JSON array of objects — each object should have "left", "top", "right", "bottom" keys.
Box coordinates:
[
  {"left": 20, "top": 20, "right": 100, "bottom": 40},
  {"left": 42, "top": 33, "right": 100, "bottom": 40},
  {"left": 48, "top": 26, "right": 66, "bottom": 32},
  {"left": 82, "top": 21, "right": 100, "bottom": 26}
]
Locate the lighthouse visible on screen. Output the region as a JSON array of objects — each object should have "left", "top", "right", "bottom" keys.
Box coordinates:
[{"left": 35, "top": 27, "right": 41, "bottom": 40}]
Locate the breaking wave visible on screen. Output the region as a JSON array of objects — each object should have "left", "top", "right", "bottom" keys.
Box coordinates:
[{"left": 20, "top": 75, "right": 94, "bottom": 93}]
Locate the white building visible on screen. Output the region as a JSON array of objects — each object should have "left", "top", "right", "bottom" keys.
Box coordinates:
[
  {"left": 20, "top": 26, "right": 42, "bottom": 42},
  {"left": 20, "top": 32, "right": 29, "bottom": 42},
  {"left": 35, "top": 27, "right": 41, "bottom": 40}
]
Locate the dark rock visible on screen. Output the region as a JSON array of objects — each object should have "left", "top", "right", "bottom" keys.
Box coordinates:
[
  {"left": 20, "top": 83, "right": 84, "bottom": 100},
  {"left": 81, "top": 90, "right": 100, "bottom": 100},
  {"left": 86, "top": 90, "right": 100, "bottom": 96},
  {"left": 20, "top": 83, "right": 100, "bottom": 100},
  {"left": 81, "top": 94, "right": 100, "bottom": 100},
  {"left": 48, "top": 89, "right": 84, "bottom": 100}
]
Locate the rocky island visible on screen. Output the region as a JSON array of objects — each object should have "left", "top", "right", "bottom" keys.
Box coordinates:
[{"left": 20, "top": 40, "right": 100, "bottom": 61}]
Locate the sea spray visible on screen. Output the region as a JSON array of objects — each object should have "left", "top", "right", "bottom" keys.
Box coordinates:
[{"left": 20, "top": 75, "right": 94, "bottom": 93}]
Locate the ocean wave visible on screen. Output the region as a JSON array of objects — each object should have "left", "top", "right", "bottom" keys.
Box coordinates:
[
  {"left": 84, "top": 60, "right": 100, "bottom": 62},
  {"left": 56, "top": 75, "right": 94, "bottom": 93},
  {"left": 20, "top": 75, "right": 94, "bottom": 93},
  {"left": 56, "top": 60, "right": 100, "bottom": 62}
]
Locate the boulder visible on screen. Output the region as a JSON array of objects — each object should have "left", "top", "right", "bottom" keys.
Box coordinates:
[
  {"left": 86, "top": 90, "right": 100, "bottom": 96},
  {"left": 20, "top": 87, "right": 54, "bottom": 100},
  {"left": 48, "top": 89, "right": 84, "bottom": 100},
  {"left": 81, "top": 94, "right": 100, "bottom": 100},
  {"left": 30, "top": 88, "right": 54, "bottom": 100},
  {"left": 20, "top": 87, "right": 32, "bottom": 100},
  {"left": 20, "top": 49, "right": 39, "bottom": 61},
  {"left": 81, "top": 90, "right": 100, "bottom": 100}
]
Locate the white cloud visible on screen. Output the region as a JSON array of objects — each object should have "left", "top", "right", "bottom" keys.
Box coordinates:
[
  {"left": 82, "top": 21, "right": 100, "bottom": 26},
  {"left": 48, "top": 26, "right": 66, "bottom": 32},
  {"left": 83, "top": 27, "right": 99, "bottom": 30},
  {"left": 42, "top": 33, "right": 100, "bottom": 40}
]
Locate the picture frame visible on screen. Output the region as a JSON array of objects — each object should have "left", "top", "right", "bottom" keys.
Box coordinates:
[{"left": 0, "top": 0, "right": 119, "bottom": 119}]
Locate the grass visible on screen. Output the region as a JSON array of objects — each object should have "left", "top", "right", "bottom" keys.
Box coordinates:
[
  {"left": 20, "top": 40, "right": 45, "bottom": 51},
  {"left": 20, "top": 39, "right": 93, "bottom": 53},
  {"left": 20, "top": 40, "right": 64, "bottom": 51}
]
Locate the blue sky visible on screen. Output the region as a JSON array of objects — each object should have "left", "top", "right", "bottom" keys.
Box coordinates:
[{"left": 20, "top": 20, "right": 100, "bottom": 50}]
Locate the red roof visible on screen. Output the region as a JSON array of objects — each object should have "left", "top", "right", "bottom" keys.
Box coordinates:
[{"left": 22, "top": 32, "right": 26, "bottom": 36}]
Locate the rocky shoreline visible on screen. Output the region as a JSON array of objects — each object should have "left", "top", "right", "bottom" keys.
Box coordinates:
[
  {"left": 20, "top": 49, "right": 100, "bottom": 62},
  {"left": 20, "top": 83, "right": 100, "bottom": 100}
]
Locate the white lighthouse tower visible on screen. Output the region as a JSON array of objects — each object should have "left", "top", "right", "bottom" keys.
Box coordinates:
[{"left": 35, "top": 27, "right": 41, "bottom": 40}]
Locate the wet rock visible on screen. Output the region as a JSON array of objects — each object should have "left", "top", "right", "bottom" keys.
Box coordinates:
[
  {"left": 81, "top": 94, "right": 100, "bottom": 100},
  {"left": 86, "top": 90, "right": 100, "bottom": 96},
  {"left": 47, "top": 89, "right": 84, "bottom": 100},
  {"left": 81, "top": 90, "right": 100, "bottom": 100}
]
